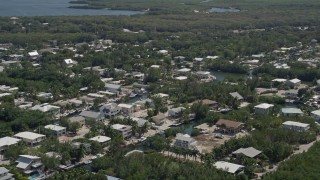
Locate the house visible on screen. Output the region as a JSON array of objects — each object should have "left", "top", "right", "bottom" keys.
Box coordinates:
[
  {"left": 177, "top": 68, "right": 191, "bottom": 74},
  {"left": 36, "top": 92, "right": 53, "bottom": 99},
  {"left": 286, "top": 78, "right": 301, "bottom": 88},
  {"left": 0, "top": 137, "right": 21, "bottom": 153},
  {"left": 111, "top": 124, "right": 132, "bottom": 139},
  {"left": 31, "top": 103, "right": 60, "bottom": 118},
  {"left": 118, "top": 103, "right": 135, "bottom": 115},
  {"left": 152, "top": 113, "right": 166, "bottom": 126},
  {"left": 175, "top": 76, "right": 188, "bottom": 81},
  {"left": 281, "top": 107, "right": 303, "bottom": 117},
  {"left": 64, "top": 59, "right": 77, "bottom": 67},
  {"left": 216, "top": 119, "right": 244, "bottom": 134},
  {"left": 99, "top": 103, "right": 121, "bottom": 118},
  {"left": 232, "top": 147, "right": 262, "bottom": 158},
  {"left": 130, "top": 117, "right": 148, "bottom": 127},
  {"left": 13, "top": 132, "right": 46, "bottom": 146},
  {"left": 44, "top": 124, "right": 67, "bottom": 136},
  {"left": 0, "top": 167, "right": 14, "bottom": 180},
  {"left": 68, "top": 116, "right": 86, "bottom": 126},
  {"left": 311, "top": 110, "right": 320, "bottom": 122},
  {"left": 15, "top": 155, "right": 43, "bottom": 174},
  {"left": 198, "top": 99, "right": 219, "bottom": 110},
  {"left": 283, "top": 121, "right": 310, "bottom": 132},
  {"left": 168, "top": 107, "right": 186, "bottom": 118},
  {"left": 174, "top": 133, "right": 198, "bottom": 150},
  {"left": 173, "top": 56, "right": 186, "bottom": 62},
  {"left": 105, "top": 83, "right": 121, "bottom": 94},
  {"left": 89, "top": 136, "right": 111, "bottom": 145},
  {"left": 254, "top": 103, "right": 274, "bottom": 115},
  {"left": 193, "top": 57, "right": 204, "bottom": 63},
  {"left": 131, "top": 72, "right": 145, "bottom": 81},
  {"left": 214, "top": 161, "right": 244, "bottom": 174},
  {"left": 79, "top": 111, "right": 104, "bottom": 121},
  {"left": 229, "top": 92, "right": 244, "bottom": 101},
  {"left": 285, "top": 89, "right": 298, "bottom": 99}
]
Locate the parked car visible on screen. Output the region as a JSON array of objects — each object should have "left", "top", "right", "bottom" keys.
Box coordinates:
[{"left": 215, "top": 133, "right": 224, "bottom": 139}]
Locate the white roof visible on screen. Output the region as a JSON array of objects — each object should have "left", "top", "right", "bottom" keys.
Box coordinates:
[
  {"left": 232, "top": 147, "right": 261, "bottom": 158},
  {"left": 254, "top": 103, "right": 274, "bottom": 109},
  {"left": 64, "top": 59, "right": 76, "bottom": 64},
  {"left": 194, "top": 57, "right": 204, "bottom": 61},
  {"left": 154, "top": 93, "right": 169, "bottom": 98},
  {"left": 14, "top": 132, "right": 45, "bottom": 140},
  {"left": 281, "top": 108, "right": 303, "bottom": 114},
  {"left": 28, "top": 51, "right": 39, "bottom": 56},
  {"left": 206, "top": 56, "right": 219, "bottom": 59},
  {"left": 150, "top": 65, "right": 160, "bottom": 68},
  {"left": 272, "top": 78, "right": 287, "bottom": 82},
  {"left": 118, "top": 103, "right": 133, "bottom": 109},
  {"left": 175, "top": 76, "right": 188, "bottom": 80},
  {"left": 0, "top": 136, "right": 21, "bottom": 147},
  {"left": 214, "top": 161, "right": 244, "bottom": 174},
  {"left": 283, "top": 121, "right": 309, "bottom": 128},
  {"left": 44, "top": 124, "right": 66, "bottom": 131},
  {"left": 112, "top": 124, "right": 127, "bottom": 130},
  {"left": 177, "top": 68, "right": 191, "bottom": 73},
  {"left": 311, "top": 110, "right": 320, "bottom": 116},
  {"left": 289, "top": 78, "right": 301, "bottom": 83},
  {"left": 31, "top": 104, "right": 60, "bottom": 112},
  {"left": 89, "top": 135, "right": 111, "bottom": 143}
]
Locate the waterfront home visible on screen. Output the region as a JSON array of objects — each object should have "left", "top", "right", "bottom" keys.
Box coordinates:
[{"left": 174, "top": 133, "right": 198, "bottom": 150}]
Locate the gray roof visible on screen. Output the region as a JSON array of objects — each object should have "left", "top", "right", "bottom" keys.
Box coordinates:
[
  {"left": 229, "top": 92, "right": 244, "bottom": 100},
  {"left": 281, "top": 107, "right": 303, "bottom": 114},
  {"left": 232, "top": 147, "right": 262, "bottom": 158},
  {"left": 79, "top": 111, "right": 102, "bottom": 119},
  {"left": 105, "top": 83, "right": 121, "bottom": 90},
  {"left": 0, "top": 167, "right": 9, "bottom": 174}
]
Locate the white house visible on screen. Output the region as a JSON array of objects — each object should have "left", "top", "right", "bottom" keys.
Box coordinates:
[
  {"left": 229, "top": 92, "right": 244, "bottom": 101},
  {"left": 254, "top": 103, "right": 274, "bottom": 115},
  {"left": 118, "top": 103, "right": 135, "bottom": 115},
  {"left": 174, "top": 133, "right": 197, "bottom": 150},
  {"left": 64, "top": 58, "right": 77, "bottom": 67},
  {"left": 0, "top": 167, "right": 14, "bottom": 180},
  {"left": 13, "top": 132, "right": 46, "bottom": 146},
  {"left": 311, "top": 110, "right": 320, "bottom": 123},
  {"left": 89, "top": 135, "right": 111, "bottom": 145},
  {"left": 111, "top": 124, "right": 132, "bottom": 139},
  {"left": 31, "top": 103, "right": 60, "bottom": 119},
  {"left": 0, "top": 136, "right": 21, "bottom": 153},
  {"left": 214, "top": 161, "right": 244, "bottom": 174},
  {"left": 286, "top": 78, "right": 301, "bottom": 88},
  {"left": 177, "top": 68, "right": 191, "bottom": 74},
  {"left": 44, "top": 124, "right": 67, "bottom": 136},
  {"left": 283, "top": 121, "right": 310, "bottom": 132},
  {"left": 99, "top": 103, "right": 121, "bottom": 118},
  {"left": 16, "top": 155, "right": 43, "bottom": 174},
  {"left": 232, "top": 147, "right": 261, "bottom": 158},
  {"left": 281, "top": 107, "right": 303, "bottom": 117}
]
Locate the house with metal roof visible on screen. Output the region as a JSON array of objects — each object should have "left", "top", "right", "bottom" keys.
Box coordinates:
[
  {"left": 311, "top": 110, "right": 320, "bottom": 123},
  {"left": 281, "top": 107, "right": 303, "bottom": 117},
  {"left": 214, "top": 161, "right": 244, "bottom": 174},
  {"left": 16, "top": 155, "right": 43, "bottom": 175},
  {"left": 229, "top": 92, "right": 244, "bottom": 101},
  {"left": 0, "top": 167, "right": 14, "bottom": 180},
  {"left": 79, "top": 110, "right": 104, "bottom": 121},
  {"left": 232, "top": 147, "right": 262, "bottom": 158},
  {"left": 283, "top": 121, "right": 310, "bottom": 132}
]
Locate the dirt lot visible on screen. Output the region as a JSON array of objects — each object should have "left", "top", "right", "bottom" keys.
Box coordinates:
[
  {"left": 58, "top": 126, "right": 90, "bottom": 143},
  {"left": 195, "top": 134, "right": 232, "bottom": 153}
]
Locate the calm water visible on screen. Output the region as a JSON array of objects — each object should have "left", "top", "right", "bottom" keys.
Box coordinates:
[{"left": 0, "top": 0, "right": 144, "bottom": 16}]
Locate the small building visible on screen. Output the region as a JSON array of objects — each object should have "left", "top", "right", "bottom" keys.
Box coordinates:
[
  {"left": 176, "top": 68, "right": 191, "bottom": 74},
  {"left": 0, "top": 167, "right": 14, "bottom": 180},
  {"left": 281, "top": 107, "right": 303, "bottom": 117},
  {"left": 118, "top": 103, "right": 135, "bottom": 115},
  {"left": 285, "top": 89, "right": 298, "bottom": 99},
  {"left": 31, "top": 103, "right": 60, "bottom": 119},
  {"left": 130, "top": 117, "right": 148, "bottom": 127},
  {"left": 254, "top": 103, "right": 274, "bottom": 115},
  {"left": 89, "top": 136, "right": 111, "bottom": 145},
  {"left": 64, "top": 58, "right": 77, "bottom": 67},
  {"left": 286, "top": 78, "right": 301, "bottom": 88},
  {"left": 232, "top": 147, "right": 262, "bottom": 158},
  {"left": 0, "top": 137, "right": 21, "bottom": 153},
  {"left": 111, "top": 124, "right": 132, "bottom": 139},
  {"left": 311, "top": 110, "right": 320, "bottom": 123},
  {"left": 79, "top": 111, "right": 104, "bottom": 121},
  {"left": 198, "top": 99, "right": 219, "bottom": 110},
  {"left": 99, "top": 103, "right": 121, "bottom": 118},
  {"left": 152, "top": 113, "right": 166, "bottom": 126},
  {"left": 16, "top": 155, "right": 43, "bottom": 174},
  {"left": 214, "top": 161, "right": 244, "bottom": 174},
  {"left": 168, "top": 107, "right": 186, "bottom": 118},
  {"left": 216, "top": 119, "right": 244, "bottom": 134},
  {"left": 105, "top": 83, "right": 121, "bottom": 94},
  {"left": 174, "top": 133, "right": 198, "bottom": 150},
  {"left": 283, "top": 121, "right": 310, "bottom": 132},
  {"left": 229, "top": 92, "right": 244, "bottom": 101},
  {"left": 36, "top": 92, "right": 53, "bottom": 99},
  {"left": 68, "top": 116, "right": 85, "bottom": 126},
  {"left": 44, "top": 124, "right": 67, "bottom": 136},
  {"left": 13, "top": 132, "right": 46, "bottom": 146}
]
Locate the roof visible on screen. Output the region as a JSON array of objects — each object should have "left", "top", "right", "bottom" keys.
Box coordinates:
[
  {"left": 90, "top": 136, "right": 111, "bottom": 143},
  {"left": 232, "top": 147, "right": 262, "bottom": 158},
  {"left": 175, "top": 133, "right": 195, "bottom": 143},
  {"left": 254, "top": 103, "right": 274, "bottom": 109},
  {"left": 112, "top": 124, "right": 130, "bottom": 130},
  {"left": 229, "top": 92, "right": 244, "bottom": 100},
  {"left": 272, "top": 78, "right": 287, "bottom": 82},
  {"left": 214, "top": 161, "right": 244, "bottom": 174},
  {"left": 154, "top": 93, "right": 169, "bottom": 98},
  {"left": 175, "top": 76, "right": 188, "bottom": 80},
  {"left": 69, "top": 116, "right": 85, "bottom": 122},
  {"left": 199, "top": 99, "right": 218, "bottom": 105},
  {"left": 28, "top": 51, "right": 39, "bottom": 56},
  {"left": 44, "top": 124, "right": 66, "bottom": 131},
  {"left": 281, "top": 107, "right": 303, "bottom": 114},
  {"left": 107, "top": 175, "right": 121, "bottom": 180},
  {"left": 0, "top": 167, "right": 9, "bottom": 174},
  {"left": 14, "top": 132, "right": 45, "bottom": 140},
  {"left": 0, "top": 136, "right": 21, "bottom": 147},
  {"left": 118, "top": 103, "right": 133, "bottom": 109},
  {"left": 177, "top": 68, "right": 191, "bottom": 73},
  {"left": 79, "top": 111, "right": 102, "bottom": 119},
  {"left": 216, "top": 119, "right": 243, "bottom": 129},
  {"left": 31, "top": 104, "right": 60, "bottom": 112},
  {"left": 131, "top": 117, "right": 148, "bottom": 127},
  {"left": 283, "top": 121, "right": 310, "bottom": 128},
  {"left": 16, "top": 155, "right": 40, "bottom": 170},
  {"left": 289, "top": 78, "right": 301, "bottom": 84},
  {"left": 311, "top": 110, "right": 320, "bottom": 116},
  {"left": 105, "top": 83, "right": 121, "bottom": 90}
]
